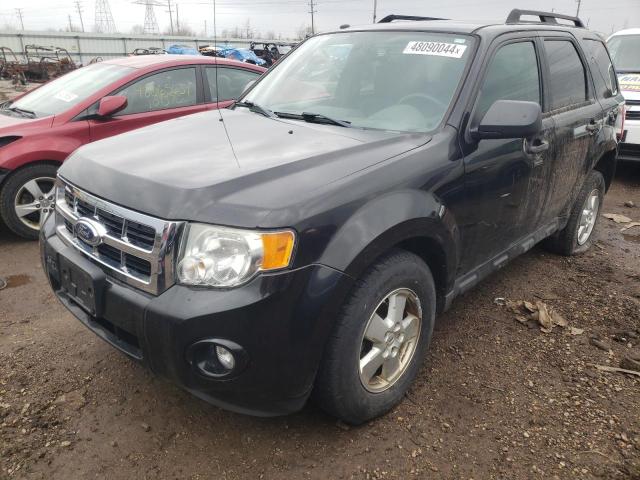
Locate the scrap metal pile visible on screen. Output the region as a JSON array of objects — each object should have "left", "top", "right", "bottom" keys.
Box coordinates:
[{"left": 0, "top": 44, "right": 79, "bottom": 86}]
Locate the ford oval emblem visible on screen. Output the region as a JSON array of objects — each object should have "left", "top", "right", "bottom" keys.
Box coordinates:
[{"left": 74, "top": 219, "right": 103, "bottom": 247}]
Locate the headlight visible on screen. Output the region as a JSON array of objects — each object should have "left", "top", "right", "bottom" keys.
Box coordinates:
[{"left": 177, "top": 223, "right": 295, "bottom": 287}]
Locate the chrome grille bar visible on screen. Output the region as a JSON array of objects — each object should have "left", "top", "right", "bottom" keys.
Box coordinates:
[{"left": 54, "top": 177, "right": 183, "bottom": 295}]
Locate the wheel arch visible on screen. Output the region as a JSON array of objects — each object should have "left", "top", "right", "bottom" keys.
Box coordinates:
[
  {"left": 0, "top": 159, "right": 61, "bottom": 189},
  {"left": 593, "top": 149, "right": 617, "bottom": 192}
]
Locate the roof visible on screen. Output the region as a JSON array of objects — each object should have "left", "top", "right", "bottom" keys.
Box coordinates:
[
  {"left": 337, "top": 17, "right": 598, "bottom": 36},
  {"left": 341, "top": 20, "right": 488, "bottom": 35},
  {"left": 609, "top": 28, "right": 640, "bottom": 38},
  {"left": 101, "top": 54, "right": 265, "bottom": 71}
]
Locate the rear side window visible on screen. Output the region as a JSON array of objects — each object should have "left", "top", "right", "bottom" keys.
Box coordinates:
[
  {"left": 206, "top": 67, "right": 261, "bottom": 102},
  {"left": 117, "top": 67, "right": 197, "bottom": 115},
  {"left": 475, "top": 41, "right": 541, "bottom": 121},
  {"left": 584, "top": 39, "right": 618, "bottom": 98},
  {"left": 543, "top": 40, "right": 588, "bottom": 110}
]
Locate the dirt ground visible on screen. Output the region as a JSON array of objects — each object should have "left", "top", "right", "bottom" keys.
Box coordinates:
[{"left": 0, "top": 160, "right": 639, "bottom": 479}]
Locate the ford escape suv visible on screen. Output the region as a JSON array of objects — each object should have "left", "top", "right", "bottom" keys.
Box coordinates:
[{"left": 41, "top": 10, "right": 625, "bottom": 424}]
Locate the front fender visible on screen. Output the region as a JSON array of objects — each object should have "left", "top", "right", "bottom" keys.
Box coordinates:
[{"left": 318, "top": 189, "right": 458, "bottom": 288}]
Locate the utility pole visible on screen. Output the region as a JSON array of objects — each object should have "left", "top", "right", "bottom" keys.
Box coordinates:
[
  {"left": 15, "top": 8, "right": 24, "bottom": 30},
  {"left": 176, "top": 3, "right": 180, "bottom": 32},
  {"left": 576, "top": 0, "right": 582, "bottom": 17},
  {"left": 309, "top": 0, "right": 316, "bottom": 35},
  {"left": 373, "top": 0, "right": 377, "bottom": 23},
  {"left": 166, "top": 0, "right": 174, "bottom": 34},
  {"left": 204, "top": 19, "right": 207, "bottom": 37},
  {"left": 68, "top": 14, "right": 74, "bottom": 31},
  {"left": 75, "top": 1, "right": 85, "bottom": 32}
]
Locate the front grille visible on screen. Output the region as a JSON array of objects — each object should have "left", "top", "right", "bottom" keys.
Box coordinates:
[
  {"left": 626, "top": 109, "right": 640, "bottom": 121},
  {"left": 55, "top": 179, "right": 182, "bottom": 295},
  {"left": 626, "top": 99, "right": 640, "bottom": 106},
  {"left": 619, "top": 143, "right": 640, "bottom": 159}
]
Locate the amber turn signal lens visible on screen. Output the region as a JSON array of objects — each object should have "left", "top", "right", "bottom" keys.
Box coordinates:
[{"left": 261, "top": 231, "right": 295, "bottom": 270}]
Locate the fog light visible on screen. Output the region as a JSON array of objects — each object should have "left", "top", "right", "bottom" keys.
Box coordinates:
[
  {"left": 185, "top": 339, "right": 247, "bottom": 379},
  {"left": 215, "top": 345, "right": 235, "bottom": 370}
]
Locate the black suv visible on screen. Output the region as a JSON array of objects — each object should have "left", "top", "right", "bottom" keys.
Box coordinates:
[{"left": 41, "top": 10, "right": 625, "bottom": 424}]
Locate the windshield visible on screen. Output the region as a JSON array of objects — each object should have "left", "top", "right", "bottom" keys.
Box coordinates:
[
  {"left": 608, "top": 35, "right": 640, "bottom": 72},
  {"left": 244, "top": 31, "right": 474, "bottom": 132},
  {"left": 7, "top": 63, "right": 134, "bottom": 117}
]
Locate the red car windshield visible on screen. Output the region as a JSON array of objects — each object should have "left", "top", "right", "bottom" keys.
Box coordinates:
[{"left": 8, "top": 63, "right": 134, "bottom": 118}]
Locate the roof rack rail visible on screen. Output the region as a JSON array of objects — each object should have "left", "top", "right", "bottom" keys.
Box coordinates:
[
  {"left": 506, "top": 9, "right": 585, "bottom": 28},
  {"left": 378, "top": 14, "right": 448, "bottom": 23}
]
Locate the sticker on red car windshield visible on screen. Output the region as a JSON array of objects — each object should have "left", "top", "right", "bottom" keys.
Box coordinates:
[
  {"left": 403, "top": 41, "right": 467, "bottom": 58},
  {"left": 54, "top": 90, "right": 79, "bottom": 102}
]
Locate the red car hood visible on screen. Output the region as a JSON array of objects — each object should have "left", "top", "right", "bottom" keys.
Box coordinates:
[{"left": 0, "top": 112, "right": 54, "bottom": 134}]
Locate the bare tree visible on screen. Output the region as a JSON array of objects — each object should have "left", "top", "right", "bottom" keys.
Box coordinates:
[{"left": 130, "top": 24, "right": 145, "bottom": 35}]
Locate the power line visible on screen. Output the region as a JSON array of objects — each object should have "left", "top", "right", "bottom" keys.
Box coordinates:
[
  {"left": 75, "top": 1, "right": 85, "bottom": 32},
  {"left": 94, "top": 0, "right": 117, "bottom": 33}
]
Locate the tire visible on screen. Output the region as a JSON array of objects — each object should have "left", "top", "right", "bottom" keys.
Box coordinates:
[
  {"left": 313, "top": 250, "right": 436, "bottom": 424},
  {"left": 0, "top": 163, "right": 58, "bottom": 240},
  {"left": 543, "top": 170, "right": 605, "bottom": 256}
]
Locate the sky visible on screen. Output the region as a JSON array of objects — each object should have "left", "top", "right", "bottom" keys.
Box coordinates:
[{"left": 0, "top": 0, "right": 638, "bottom": 38}]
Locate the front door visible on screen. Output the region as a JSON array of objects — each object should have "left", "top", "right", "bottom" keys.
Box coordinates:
[
  {"left": 89, "top": 66, "right": 206, "bottom": 142},
  {"left": 458, "top": 37, "right": 554, "bottom": 274}
]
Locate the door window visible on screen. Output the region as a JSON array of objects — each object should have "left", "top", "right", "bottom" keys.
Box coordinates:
[
  {"left": 116, "top": 67, "right": 197, "bottom": 115},
  {"left": 584, "top": 39, "right": 618, "bottom": 98},
  {"left": 475, "top": 41, "right": 541, "bottom": 122},
  {"left": 205, "top": 67, "right": 261, "bottom": 102},
  {"left": 543, "top": 40, "right": 588, "bottom": 110}
]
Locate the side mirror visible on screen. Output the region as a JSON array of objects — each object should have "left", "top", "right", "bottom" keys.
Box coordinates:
[
  {"left": 472, "top": 100, "right": 542, "bottom": 140},
  {"left": 97, "top": 95, "right": 128, "bottom": 117}
]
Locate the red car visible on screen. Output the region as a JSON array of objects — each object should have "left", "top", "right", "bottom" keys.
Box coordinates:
[{"left": 0, "top": 55, "right": 265, "bottom": 239}]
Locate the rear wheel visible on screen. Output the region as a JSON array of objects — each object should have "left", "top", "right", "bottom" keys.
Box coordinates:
[
  {"left": 313, "top": 250, "right": 436, "bottom": 424},
  {"left": 543, "top": 170, "right": 605, "bottom": 256},
  {"left": 0, "top": 163, "right": 58, "bottom": 240}
]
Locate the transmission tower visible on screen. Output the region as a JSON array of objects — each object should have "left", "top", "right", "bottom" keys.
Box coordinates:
[
  {"left": 133, "top": 0, "right": 161, "bottom": 35},
  {"left": 94, "top": 0, "right": 117, "bottom": 33}
]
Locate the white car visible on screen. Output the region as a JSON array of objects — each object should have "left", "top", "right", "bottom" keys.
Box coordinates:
[{"left": 609, "top": 29, "right": 640, "bottom": 162}]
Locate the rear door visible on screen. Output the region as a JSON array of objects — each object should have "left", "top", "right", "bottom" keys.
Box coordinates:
[
  {"left": 202, "top": 66, "right": 262, "bottom": 110},
  {"left": 537, "top": 34, "right": 605, "bottom": 221},
  {"left": 88, "top": 66, "right": 206, "bottom": 142},
  {"left": 458, "top": 34, "right": 555, "bottom": 274}
]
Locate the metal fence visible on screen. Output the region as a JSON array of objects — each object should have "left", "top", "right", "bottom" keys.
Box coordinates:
[{"left": 0, "top": 30, "right": 281, "bottom": 65}]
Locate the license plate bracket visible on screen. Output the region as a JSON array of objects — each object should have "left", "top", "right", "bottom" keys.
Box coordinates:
[{"left": 59, "top": 256, "right": 104, "bottom": 316}]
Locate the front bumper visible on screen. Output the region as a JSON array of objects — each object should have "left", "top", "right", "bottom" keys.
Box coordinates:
[{"left": 40, "top": 216, "right": 352, "bottom": 416}]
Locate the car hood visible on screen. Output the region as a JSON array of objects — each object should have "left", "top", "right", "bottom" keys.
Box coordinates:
[
  {"left": 60, "top": 109, "right": 428, "bottom": 227},
  {"left": 0, "top": 112, "right": 54, "bottom": 133}
]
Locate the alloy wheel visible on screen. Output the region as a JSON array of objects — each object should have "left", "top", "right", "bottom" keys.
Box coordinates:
[
  {"left": 359, "top": 288, "right": 422, "bottom": 393},
  {"left": 576, "top": 189, "right": 600, "bottom": 245},
  {"left": 13, "top": 176, "right": 56, "bottom": 231}
]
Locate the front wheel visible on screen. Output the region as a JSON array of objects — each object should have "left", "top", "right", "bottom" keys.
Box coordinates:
[
  {"left": 313, "top": 250, "right": 436, "bottom": 424},
  {"left": 0, "top": 164, "right": 58, "bottom": 240},
  {"left": 543, "top": 170, "right": 605, "bottom": 256}
]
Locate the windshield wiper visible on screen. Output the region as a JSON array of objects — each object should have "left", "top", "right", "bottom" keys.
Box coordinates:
[
  {"left": 275, "top": 111, "right": 352, "bottom": 128},
  {"left": 4, "top": 105, "right": 36, "bottom": 118},
  {"left": 233, "top": 101, "right": 276, "bottom": 118}
]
